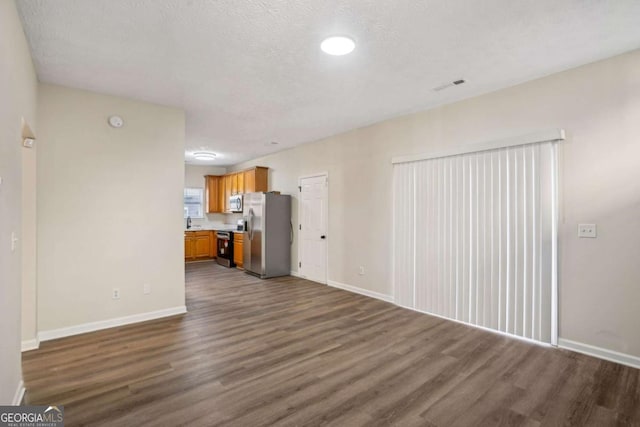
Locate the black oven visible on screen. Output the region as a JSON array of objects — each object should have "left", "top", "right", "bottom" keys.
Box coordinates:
[{"left": 216, "top": 231, "right": 234, "bottom": 268}]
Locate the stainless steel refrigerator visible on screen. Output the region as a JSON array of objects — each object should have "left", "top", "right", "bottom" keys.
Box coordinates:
[{"left": 243, "top": 192, "right": 292, "bottom": 278}]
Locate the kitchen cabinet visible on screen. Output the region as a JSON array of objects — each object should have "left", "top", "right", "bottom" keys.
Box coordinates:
[
  {"left": 185, "top": 234, "right": 194, "bottom": 259},
  {"left": 194, "top": 232, "right": 211, "bottom": 258},
  {"left": 220, "top": 176, "right": 229, "bottom": 212},
  {"left": 185, "top": 231, "right": 216, "bottom": 261},
  {"left": 230, "top": 173, "right": 239, "bottom": 195},
  {"left": 224, "top": 175, "right": 232, "bottom": 212},
  {"left": 205, "top": 175, "right": 223, "bottom": 213},
  {"left": 207, "top": 174, "right": 230, "bottom": 214},
  {"left": 243, "top": 167, "right": 268, "bottom": 193},
  {"left": 203, "top": 167, "right": 269, "bottom": 214},
  {"left": 233, "top": 232, "right": 243, "bottom": 268},
  {"left": 237, "top": 172, "right": 244, "bottom": 194}
]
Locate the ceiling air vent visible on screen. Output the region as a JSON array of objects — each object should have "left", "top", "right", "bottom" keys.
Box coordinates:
[{"left": 433, "top": 79, "right": 466, "bottom": 92}]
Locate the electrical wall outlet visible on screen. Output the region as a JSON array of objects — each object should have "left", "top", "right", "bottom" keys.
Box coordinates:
[
  {"left": 358, "top": 266, "right": 365, "bottom": 275},
  {"left": 578, "top": 224, "right": 597, "bottom": 238},
  {"left": 112, "top": 288, "right": 120, "bottom": 299},
  {"left": 143, "top": 284, "right": 151, "bottom": 295}
]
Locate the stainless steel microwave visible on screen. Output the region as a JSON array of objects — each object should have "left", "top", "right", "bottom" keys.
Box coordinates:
[{"left": 229, "top": 194, "right": 243, "bottom": 213}]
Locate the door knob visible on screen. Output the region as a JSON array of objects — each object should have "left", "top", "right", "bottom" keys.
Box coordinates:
[{"left": 320, "top": 235, "right": 326, "bottom": 239}]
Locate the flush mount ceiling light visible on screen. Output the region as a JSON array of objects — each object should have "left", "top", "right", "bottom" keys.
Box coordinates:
[
  {"left": 193, "top": 152, "right": 216, "bottom": 161},
  {"left": 321, "top": 36, "right": 356, "bottom": 56}
]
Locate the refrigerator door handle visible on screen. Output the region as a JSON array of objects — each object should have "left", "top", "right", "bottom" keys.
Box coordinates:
[
  {"left": 248, "top": 208, "right": 254, "bottom": 241},
  {"left": 290, "top": 221, "right": 293, "bottom": 244}
]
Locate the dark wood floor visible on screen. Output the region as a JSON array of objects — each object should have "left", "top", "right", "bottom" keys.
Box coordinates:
[{"left": 23, "top": 262, "right": 640, "bottom": 426}]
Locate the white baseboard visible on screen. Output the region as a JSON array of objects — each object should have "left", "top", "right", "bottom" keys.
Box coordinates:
[
  {"left": 21, "top": 337, "right": 40, "bottom": 352},
  {"left": 558, "top": 338, "right": 640, "bottom": 370},
  {"left": 12, "top": 380, "right": 25, "bottom": 405},
  {"left": 327, "top": 280, "right": 393, "bottom": 303},
  {"left": 293, "top": 274, "right": 640, "bottom": 371},
  {"left": 38, "top": 305, "right": 187, "bottom": 342},
  {"left": 401, "top": 303, "right": 552, "bottom": 348},
  {"left": 292, "top": 272, "right": 393, "bottom": 304}
]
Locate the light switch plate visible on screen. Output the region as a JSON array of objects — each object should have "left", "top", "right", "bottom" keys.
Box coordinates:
[{"left": 578, "top": 224, "right": 597, "bottom": 238}]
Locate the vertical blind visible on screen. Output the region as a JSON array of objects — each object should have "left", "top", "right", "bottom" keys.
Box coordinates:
[{"left": 393, "top": 141, "right": 558, "bottom": 344}]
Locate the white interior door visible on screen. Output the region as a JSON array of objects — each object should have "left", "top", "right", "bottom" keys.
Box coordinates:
[{"left": 299, "top": 174, "right": 328, "bottom": 284}]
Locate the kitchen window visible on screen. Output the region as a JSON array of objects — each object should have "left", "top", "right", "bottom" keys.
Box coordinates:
[{"left": 184, "top": 188, "right": 204, "bottom": 219}]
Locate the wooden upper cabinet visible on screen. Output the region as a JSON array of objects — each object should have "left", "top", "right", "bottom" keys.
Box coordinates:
[
  {"left": 244, "top": 169, "right": 255, "bottom": 194},
  {"left": 237, "top": 172, "right": 245, "bottom": 195},
  {"left": 203, "top": 167, "right": 268, "bottom": 214},
  {"left": 224, "top": 174, "right": 232, "bottom": 212},
  {"left": 218, "top": 177, "right": 226, "bottom": 213},
  {"left": 244, "top": 167, "right": 268, "bottom": 193},
  {"left": 230, "top": 173, "right": 239, "bottom": 195},
  {"left": 205, "top": 175, "right": 223, "bottom": 213}
]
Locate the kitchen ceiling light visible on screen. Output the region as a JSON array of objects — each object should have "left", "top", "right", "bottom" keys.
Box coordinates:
[
  {"left": 193, "top": 152, "right": 216, "bottom": 161},
  {"left": 321, "top": 36, "right": 356, "bottom": 56}
]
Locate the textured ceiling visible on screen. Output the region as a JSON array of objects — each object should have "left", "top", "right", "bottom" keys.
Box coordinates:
[{"left": 17, "top": 0, "right": 640, "bottom": 166}]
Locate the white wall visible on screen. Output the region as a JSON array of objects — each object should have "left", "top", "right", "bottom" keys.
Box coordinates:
[
  {"left": 0, "top": 0, "right": 38, "bottom": 404},
  {"left": 36, "top": 84, "right": 186, "bottom": 333},
  {"left": 184, "top": 164, "right": 229, "bottom": 228},
  {"left": 21, "top": 120, "right": 37, "bottom": 347},
  {"left": 232, "top": 49, "right": 640, "bottom": 359}
]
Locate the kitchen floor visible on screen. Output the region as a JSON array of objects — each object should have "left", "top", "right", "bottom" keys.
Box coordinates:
[{"left": 22, "top": 261, "right": 640, "bottom": 426}]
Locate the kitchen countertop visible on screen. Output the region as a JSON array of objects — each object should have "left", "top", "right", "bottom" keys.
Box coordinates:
[{"left": 184, "top": 226, "right": 240, "bottom": 232}]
